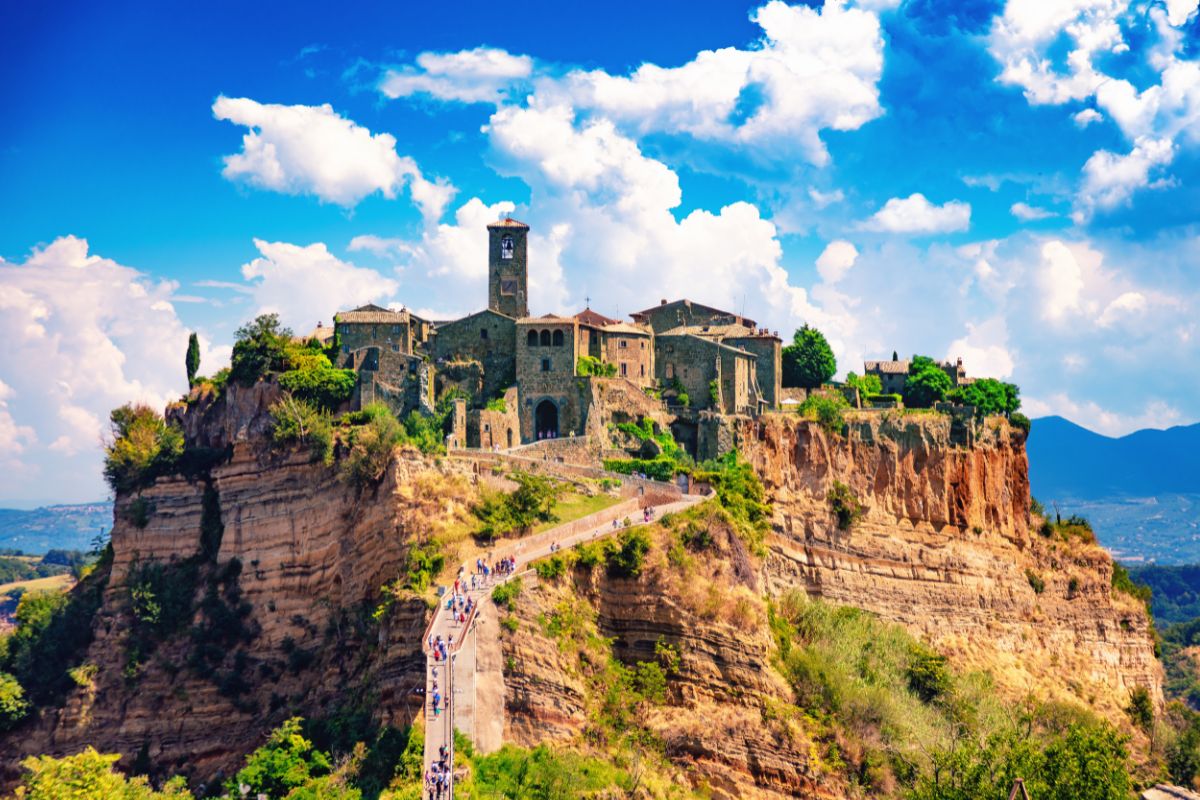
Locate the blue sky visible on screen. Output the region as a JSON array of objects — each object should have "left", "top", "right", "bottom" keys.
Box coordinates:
[{"left": 1, "top": 0, "right": 1198, "bottom": 506}]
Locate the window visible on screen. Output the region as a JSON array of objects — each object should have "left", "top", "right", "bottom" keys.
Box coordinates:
[
  {"left": 619, "top": 339, "right": 627, "bottom": 349},
  {"left": 641, "top": 341, "right": 645, "bottom": 349},
  {"left": 500, "top": 279, "right": 517, "bottom": 296},
  {"left": 540, "top": 330, "right": 552, "bottom": 347},
  {"left": 527, "top": 329, "right": 538, "bottom": 347},
  {"left": 342, "top": 345, "right": 349, "bottom": 355},
  {"left": 483, "top": 423, "right": 490, "bottom": 432},
  {"left": 501, "top": 235, "right": 514, "bottom": 259},
  {"left": 391, "top": 343, "right": 399, "bottom": 352},
  {"left": 620, "top": 363, "right": 627, "bottom": 377},
  {"left": 541, "top": 358, "right": 551, "bottom": 372},
  {"left": 666, "top": 345, "right": 674, "bottom": 354},
  {"left": 666, "top": 363, "right": 674, "bottom": 379},
  {"left": 552, "top": 329, "right": 564, "bottom": 347},
  {"left": 640, "top": 364, "right": 645, "bottom": 377},
  {"left": 480, "top": 328, "right": 488, "bottom": 340},
  {"left": 392, "top": 325, "right": 401, "bottom": 333}
]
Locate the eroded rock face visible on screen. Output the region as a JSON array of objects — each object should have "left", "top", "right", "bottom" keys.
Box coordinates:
[
  {"left": 1, "top": 391, "right": 472, "bottom": 788},
  {"left": 739, "top": 413, "right": 1161, "bottom": 717}
]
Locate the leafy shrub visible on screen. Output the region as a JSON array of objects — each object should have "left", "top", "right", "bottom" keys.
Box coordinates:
[
  {"left": 485, "top": 396, "right": 507, "bottom": 413},
  {"left": 269, "top": 393, "right": 333, "bottom": 464},
  {"left": 403, "top": 542, "right": 445, "bottom": 593},
  {"left": 125, "top": 496, "right": 153, "bottom": 529},
  {"left": 845, "top": 371, "right": 882, "bottom": 397},
  {"left": 277, "top": 366, "right": 356, "bottom": 411},
  {"left": 798, "top": 389, "right": 850, "bottom": 434},
  {"left": 946, "top": 377, "right": 1021, "bottom": 418},
  {"left": 906, "top": 647, "right": 952, "bottom": 703},
  {"left": 338, "top": 403, "right": 404, "bottom": 489},
  {"left": 575, "top": 542, "right": 604, "bottom": 569},
  {"left": 1111, "top": 562, "right": 1152, "bottom": 609},
  {"left": 229, "top": 313, "right": 292, "bottom": 385},
  {"left": 0, "top": 574, "right": 107, "bottom": 706},
  {"left": 827, "top": 481, "right": 863, "bottom": 531},
  {"left": 103, "top": 404, "right": 184, "bottom": 494},
  {"left": 492, "top": 578, "right": 522, "bottom": 612},
  {"left": 16, "top": 747, "right": 194, "bottom": 799},
  {"left": 473, "top": 472, "right": 561, "bottom": 540},
  {"left": 225, "top": 717, "right": 332, "bottom": 799},
  {"left": 402, "top": 409, "right": 447, "bottom": 455},
  {"left": 535, "top": 556, "right": 568, "bottom": 581},
  {"left": 708, "top": 378, "right": 720, "bottom": 405},
  {"left": 1126, "top": 686, "right": 1154, "bottom": 732},
  {"left": 692, "top": 451, "right": 771, "bottom": 553},
  {"left": 602, "top": 456, "right": 677, "bottom": 482},
  {"left": 0, "top": 671, "right": 29, "bottom": 732},
  {"left": 605, "top": 527, "right": 651, "bottom": 578},
  {"left": 1011, "top": 411, "right": 1032, "bottom": 433},
  {"left": 125, "top": 560, "right": 198, "bottom": 668},
  {"left": 576, "top": 355, "right": 617, "bottom": 377},
  {"left": 1026, "top": 568, "right": 1046, "bottom": 594}
]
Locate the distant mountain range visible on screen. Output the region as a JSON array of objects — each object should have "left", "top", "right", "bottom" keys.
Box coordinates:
[
  {"left": 0, "top": 503, "right": 111, "bottom": 555},
  {"left": 1028, "top": 416, "right": 1200, "bottom": 564}
]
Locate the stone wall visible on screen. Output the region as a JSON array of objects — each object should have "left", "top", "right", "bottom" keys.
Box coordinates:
[
  {"left": 468, "top": 388, "right": 520, "bottom": 450},
  {"left": 516, "top": 320, "right": 581, "bottom": 442},
  {"left": 432, "top": 310, "right": 516, "bottom": 405},
  {"left": 656, "top": 334, "right": 720, "bottom": 410},
  {"left": 335, "top": 320, "right": 414, "bottom": 357},
  {"left": 602, "top": 330, "right": 654, "bottom": 386},
  {"left": 727, "top": 335, "right": 780, "bottom": 409}
]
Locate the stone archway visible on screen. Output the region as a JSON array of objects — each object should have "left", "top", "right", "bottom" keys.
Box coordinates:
[{"left": 535, "top": 399, "right": 559, "bottom": 439}]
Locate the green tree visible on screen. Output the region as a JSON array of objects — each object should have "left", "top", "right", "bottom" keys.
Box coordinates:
[
  {"left": 17, "top": 747, "right": 193, "bottom": 799},
  {"left": 782, "top": 324, "right": 837, "bottom": 388},
  {"left": 226, "top": 717, "right": 333, "bottom": 799},
  {"left": 0, "top": 671, "right": 29, "bottom": 731},
  {"left": 798, "top": 389, "right": 850, "bottom": 435},
  {"left": 102, "top": 404, "right": 185, "bottom": 494},
  {"left": 230, "top": 313, "right": 293, "bottom": 385},
  {"left": 339, "top": 404, "right": 405, "bottom": 489},
  {"left": 903, "top": 356, "right": 953, "bottom": 409},
  {"left": 185, "top": 332, "right": 200, "bottom": 387},
  {"left": 948, "top": 377, "right": 1022, "bottom": 417},
  {"left": 845, "top": 371, "right": 882, "bottom": 397}
]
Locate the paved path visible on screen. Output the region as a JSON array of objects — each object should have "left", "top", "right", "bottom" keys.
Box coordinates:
[{"left": 420, "top": 492, "right": 704, "bottom": 799}]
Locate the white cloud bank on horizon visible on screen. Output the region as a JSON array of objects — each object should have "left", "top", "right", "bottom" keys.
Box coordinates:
[{"left": 0, "top": 237, "right": 226, "bottom": 505}]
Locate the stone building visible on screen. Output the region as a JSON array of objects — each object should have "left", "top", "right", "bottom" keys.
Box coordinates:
[
  {"left": 324, "top": 217, "right": 783, "bottom": 452},
  {"left": 864, "top": 356, "right": 972, "bottom": 395},
  {"left": 515, "top": 315, "right": 583, "bottom": 441}
]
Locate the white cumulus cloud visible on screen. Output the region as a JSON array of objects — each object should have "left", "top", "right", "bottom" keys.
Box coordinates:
[
  {"left": 380, "top": 47, "right": 533, "bottom": 105},
  {"left": 1010, "top": 201, "right": 1055, "bottom": 221},
  {"left": 816, "top": 240, "right": 859, "bottom": 283},
  {"left": 1074, "top": 136, "right": 1175, "bottom": 220},
  {"left": 240, "top": 239, "right": 399, "bottom": 333},
  {"left": 862, "top": 193, "right": 971, "bottom": 234},
  {"left": 213, "top": 96, "right": 455, "bottom": 220}
]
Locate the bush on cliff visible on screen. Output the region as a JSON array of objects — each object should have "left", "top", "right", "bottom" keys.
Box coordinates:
[
  {"left": 946, "top": 377, "right": 1021, "bottom": 418},
  {"left": 338, "top": 403, "right": 404, "bottom": 489},
  {"left": 0, "top": 671, "right": 29, "bottom": 732},
  {"left": 798, "top": 388, "right": 850, "bottom": 435},
  {"left": 270, "top": 393, "right": 334, "bottom": 464},
  {"left": 827, "top": 480, "right": 863, "bottom": 531},
  {"left": 277, "top": 363, "right": 357, "bottom": 411},
  {"left": 903, "top": 356, "right": 953, "bottom": 409},
  {"left": 15, "top": 748, "right": 194, "bottom": 800},
  {"left": 102, "top": 403, "right": 184, "bottom": 494},
  {"left": 225, "top": 717, "right": 335, "bottom": 799},
  {"left": 230, "top": 313, "right": 293, "bottom": 385},
  {"left": 692, "top": 451, "right": 771, "bottom": 555},
  {"left": 473, "top": 472, "right": 561, "bottom": 541}
]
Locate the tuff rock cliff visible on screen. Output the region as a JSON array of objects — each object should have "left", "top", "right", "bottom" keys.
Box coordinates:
[{"left": 0, "top": 398, "right": 1161, "bottom": 797}]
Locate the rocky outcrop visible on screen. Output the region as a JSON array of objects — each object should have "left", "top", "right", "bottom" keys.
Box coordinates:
[
  {"left": 1, "top": 388, "right": 482, "bottom": 788},
  {"left": 739, "top": 412, "right": 1161, "bottom": 717}
]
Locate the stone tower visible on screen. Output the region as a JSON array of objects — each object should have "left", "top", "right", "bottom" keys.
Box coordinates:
[{"left": 487, "top": 218, "right": 529, "bottom": 318}]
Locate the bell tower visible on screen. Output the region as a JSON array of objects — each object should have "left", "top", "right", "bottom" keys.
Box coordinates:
[{"left": 487, "top": 218, "right": 529, "bottom": 318}]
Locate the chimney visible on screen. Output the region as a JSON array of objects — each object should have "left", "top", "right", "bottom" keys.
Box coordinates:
[{"left": 660, "top": 299, "right": 667, "bottom": 305}]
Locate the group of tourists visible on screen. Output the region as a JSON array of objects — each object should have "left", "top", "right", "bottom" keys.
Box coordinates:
[
  {"left": 473, "top": 555, "right": 517, "bottom": 583},
  {"left": 428, "top": 633, "right": 452, "bottom": 664},
  {"left": 425, "top": 746, "right": 452, "bottom": 799},
  {"left": 445, "top": 591, "right": 475, "bottom": 627}
]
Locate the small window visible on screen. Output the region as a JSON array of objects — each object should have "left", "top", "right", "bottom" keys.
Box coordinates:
[
  {"left": 500, "top": 279, "right": 517, "bottom": 296},
  {"left": 342, "top": 345, "right": 349, "bottom": 355},
  {"left": 552, "top": 329, "right": 564, "bottom": 347},
  {"left": 501, "top": 235, "right": 514, "bottom": 259},
  {"left": 540, "top": 330, "right": 552, "bottom": 347},
  {"left": 619, "top": 339, "right": 627, "bottom": 349},
  {"left": 480, "top": 328, "right": 488, "bottom": 340},
  {"left": 666, "top": 345, "right": 674, "bottom": 354},
  {"left": 409, "top": 361, "right": 418, "bottom": 373},
  {"left": 666, "top": 363, "right": 674, "bottom": 379},
  {"left": 620, "top": 363, "right": 627, "bottom": 377},
  {"left": 392, "top": 325, "right": 401, "bottom": 333},
  {"left": 526, "top": 330, "right": 538, "bottom": 347},
  {"left": 483, "top": 423, "right": 490, "bottom": 432},
  {"left": 391, "top": 343, "right": 399, "bottom": 352},
  {"left": 641, "top": 341, "right": 645, "bottom": 349},
  {"left": 640, "top": 364, "right": 645, "bottom": 376},
  {"left": 541, "top": 358, "right": 551, "bottom": 372}
]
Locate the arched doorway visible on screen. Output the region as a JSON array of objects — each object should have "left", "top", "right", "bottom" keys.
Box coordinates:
[
  {"left": 506, "top": 429, "right": 514, "bottom": 449},
  {"left": 535, "top": 400, "right": 559, "bottom": 439}
]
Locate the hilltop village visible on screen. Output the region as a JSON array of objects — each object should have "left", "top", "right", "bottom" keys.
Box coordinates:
[{"left": 310, "top": 217, "right": 982, "bottom": 460}]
